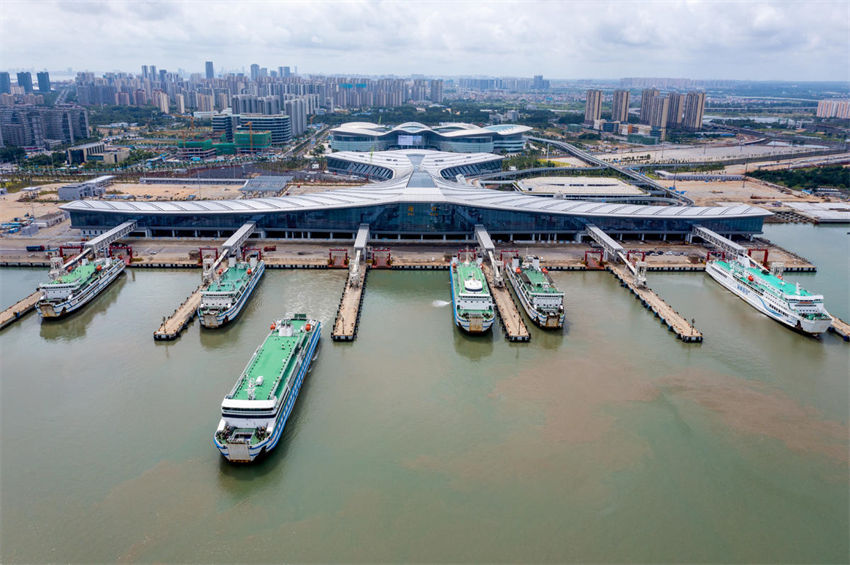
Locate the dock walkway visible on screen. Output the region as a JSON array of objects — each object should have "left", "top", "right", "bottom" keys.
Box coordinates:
[
  {"left": 609, "top": 264, "right": 703, "bottom": 343},
  {"left": 331, "top": 268, "right": 368, "bottom": 341},
  {"left": 153, "top": 285, "right": 204, "bottom": 341},
  {"left": 828, "top": 316, "right": 850, "bottom": 342},
  {"left": 481, "top": 263, "right": 530, "bottom": 342},
  {"left": 0, "top": 290, "right": 41, "bottom": 330}
]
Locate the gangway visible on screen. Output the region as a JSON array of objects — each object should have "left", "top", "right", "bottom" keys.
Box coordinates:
[
  {"left": 585, "top": 224, "right": 645, "bottom": 284},
  {"left": 690, "top": 225, "right": 746, "bottom": 257},
  {"left": 474, "top": 224, "right": 503, "bottom": 287},
  {"left": 206, "top": 222, "right": 256, "bottom": 279},
  {"left": 63, "top": 221, "right": 138, "bottom": 269}
]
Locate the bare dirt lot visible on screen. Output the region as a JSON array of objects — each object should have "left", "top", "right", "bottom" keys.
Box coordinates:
[{"left": 675, "top": 179, "right": 821, "bottom": 206}]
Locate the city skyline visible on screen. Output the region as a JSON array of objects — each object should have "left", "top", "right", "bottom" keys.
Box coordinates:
[{"left": 1, "top": 0, "right": 849, "bottom": 81}]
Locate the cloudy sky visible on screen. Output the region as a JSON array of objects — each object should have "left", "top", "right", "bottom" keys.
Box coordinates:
[{"left": 1, "top": 0, "right": 848, "bottom": 81}]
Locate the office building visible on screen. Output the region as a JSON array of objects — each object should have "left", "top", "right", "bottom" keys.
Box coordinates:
[
  {"left": 283, "top": 66, "right": 291, "bottom": 78},
  {"left": 584, "top": 89, "right": 603, "bottom": 123},
  {"left": 16, "top": 72, "right": 33, "bottom": 93},
  {"left": 430, "top": 79, "right": 443, "bottom": 103},
  {"left": 639, "top": 88, "right": 659, "bottom": 124},
  {"left": 250, "top": 64, "right": 260, "bottom": 81},
  {"left": 0, "top": 72, "right": 10, "bottom": 94},
  {"left": 205, "top": 61, "right": 214, "bottom": 80},
  {"left": 682, "top": 91, "right": 706, "bottom": 130},
  {"left": 611, "top": 89, "right": 630, "bottom": 122},
  {"left": 66, "top": 142, "right": 105, "bottom": 164},
  {"left": 36, "top": 72, "right": 50, "bottom": 93},
  {"left": 666, "top": 92, "right": 684, "bottom": 128}
]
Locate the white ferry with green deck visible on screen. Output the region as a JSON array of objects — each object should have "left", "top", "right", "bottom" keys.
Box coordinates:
[
  {"left": 199, "top": 255, "right": 265, "bottom": 328},
  {"left": 37, "top": 256, "right": 125, "bottom": 319},
  {"left": 214, "top": 314, "right": 321, "bottom": 462},
  {"left": 449, "top": 255, "right": 495, "bottom": 334},
  {"left": 706, "top": 255, "right": 832, "bottom": 335},
  {"left": 506, "top": 256, "right": 565, "bottom": 329}
]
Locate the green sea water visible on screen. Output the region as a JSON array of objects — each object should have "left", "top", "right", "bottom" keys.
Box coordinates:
[{"left": 1, "top": 224, "right": 847, "bottom": 563}]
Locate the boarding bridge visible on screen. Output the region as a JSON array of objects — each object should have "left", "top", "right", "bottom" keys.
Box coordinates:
[
  {"left": 690, "top": 225, "right": 746, "bottom": 257},
  {"left": 63, "top": 220, "right": 138, "bottom": 269},
  {"left": 206, "top": 222, "right": 256, "bottom": 280},
  {"left": 585, "top": 224, "right": 646, "bottom": 286},
  {"left": 349, "top": 224, "right": 370, "bottom": 288},
  {"left": 474, "top": 224, "right": 503, "bottom": 288}
]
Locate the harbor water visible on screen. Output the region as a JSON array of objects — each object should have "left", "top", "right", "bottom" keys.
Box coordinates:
[{"left": 1, "top": 224, "right": 848, "bottom": 562}]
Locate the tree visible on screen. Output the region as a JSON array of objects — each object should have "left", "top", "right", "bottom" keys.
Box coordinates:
[{"left": 0, "top": 146, "right": 26, "bottom": 163}]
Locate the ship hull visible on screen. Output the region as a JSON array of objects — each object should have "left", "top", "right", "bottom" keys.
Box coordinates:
[
  {"left": 37, "top": 261, "right": 125, "bottom": 320},
  {"left": 706, "top": 262, "right": 831, "bottom": 335},
  {"left": 199, "top": 261, "right": 265, "bottom": 328},
  {"left": 214, "top": 321, "right": 321, "bottom": 462},
  {"left": 449, "top": 265, "right": 493, "bottom": 334},
  {"left": 506, "top": 269, "right": 564, "bottom": 329}
]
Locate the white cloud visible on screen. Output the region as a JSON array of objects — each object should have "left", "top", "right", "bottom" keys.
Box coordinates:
[{"left": 0, "top": 0, "right": 847, "bottom": 80}]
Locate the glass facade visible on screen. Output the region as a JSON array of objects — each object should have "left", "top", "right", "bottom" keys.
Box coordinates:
[{"left": 69, "top": 203, "right": 764, "bottom": 240}]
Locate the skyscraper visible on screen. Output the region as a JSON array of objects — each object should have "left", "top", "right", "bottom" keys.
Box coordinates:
[
  {"left": 430, "top": 79, "right": 443, "bottom": 103},
  {"left": 584, "top": 89, "right": 603, "bottom": 123},
  {"left": 250, "top": 64, "right": 260, "bottom": 81},
  {"left": 611, "top": 89, "right": 630, "bottom": 122},
  {"left": 16, "top": 72, "right": 33, "bottom": 93},
  {"left": 141, "top": 65, "right": 148, "bottom": 79},
  {"left": 0, "top": 72, "right": 11, "bottom": 94},
  {"left": 283, "top": 66, "right": 291, "bottom": 78},
  {"left": 666, "top": 92, "right": 684, "bottom": 128},
  {"left": 648, "top": 95, "right": 669, "bottom": 129},
  {"left": 682, "top": 91, "right": 706, "bottom": 130},
  {"left": 205, "top": 61, "right": 214, "bottom": 80},
  {"left": 36, "top": 71, "right": 50, "bottom": 93},
  {"left": 639, "top": 88, "right": 659, "bottom": 124}
]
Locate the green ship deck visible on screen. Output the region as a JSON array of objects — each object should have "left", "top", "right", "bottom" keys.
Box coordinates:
[
  {"left": 207, "top": 264, "right": 252, "bottom": 293},
  {"left": 231, "top": 318, "right": 310, "bottom": 402},
  {"left": 453, "top": 261, "right": 494, "bottom": 315},
  {"left": 716, "top": 260, "right": 811, "bottom": 297},
  {"left": 53, "top": 262, "right": 98, "bottom": 285},
  {"left": 519, "top": 267, "right": 562, "bottom": 294}
]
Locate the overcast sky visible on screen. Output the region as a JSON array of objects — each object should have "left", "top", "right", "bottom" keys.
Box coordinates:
[{"left": 1, "top": 0, "right": 848, "bottom": 81}]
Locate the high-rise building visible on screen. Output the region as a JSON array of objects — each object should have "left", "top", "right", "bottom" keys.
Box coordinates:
[
  {"left": 205, "top": 61, "right": 214, "bottom": 80},
  {"left": 152, "top": 90, "right": 169, "bottom": 113},
  {"left": 250, "top": 64, "right": 260, "bottom": 81},
  {"left": 150, "top": 65, "right": 157, "bottom": 80},
  {"left": 816, "top": 99, "right": 850, "bottom": 119},
  {"left": 533, "top": 75, "right": 547, "bottom": 90},
  {"left": 0, "top": 105, "right": 89, "bottom": 147},
  {"left": 682, "top": 91, "right": 706, "bottom": 130},
  {"left": 648, "top": 95, "right": 669, "bottom": 129},
  {"left": 584, "top": 89, "right": 603, "bottom": 123},
  {"left": 0, "top": 72, "right": 10, "bottom": 94},
  {"left": 639, "top": 88, "right": 659, "bottom": 124},
  {"left": 666, "top": 92, "right": 684, "bottom": 128},
  {"left": 141, "top": 65, "right": 148, "bottom": 79},
  {"left": 430, "top": 79, "right": 443, "bottom": 104},
  {"left": 36, "top": 72, "right": 50, "bottom": 93},
  {"left": 176, "top": 93, "right": 186, "bottom": 114},
  {"left": 611, "top": 89, "right": 630, "bottom": 122},
  {"left": 283, "top": 66, "right": 291, "bottom": 78},
  {"left": 16, "top": 72, "right": 33, "bottom": 93}
]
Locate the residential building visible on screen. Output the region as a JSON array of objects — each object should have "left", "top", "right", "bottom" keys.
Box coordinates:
[
  {"left": 682, "top": 91, "right": 706, "bottom": 130},
  {"left": 16, "top": 72, "right": 33, "bottom": 93},
  {"left": 648, "top": 95, "right": 669, "bottom": 129},
  {"left": 0, "top": 72, "right": 11, "bottom": 94},
  {"left": 0, "top": 105, "right": 89, "bottom": 147},
  {"left": 639, "top": 88, "right": 659, "bottom": 124},
  {"left": 205, "top": 61, "right": 214, "bottom": 80},
  {"left": 611, "top": 89, "right": 630, "bottom": 122},
  {"left": 152, "top": 90, "right": 169, "bottom": 113},
  {"left": 666, "top": 92, "right": 684, "bottom": 128},
  {"left": 584, "top": 89, "right": 603, "bottom": 123},
  {"left": 36, "top": 71, "right": 50, "bottom": 93},
  {"left": 430, "top": 79, "right": 443, "bottom": 103},
  {"left": 816, "top": 99, "right": 850, "bottom": 119}
]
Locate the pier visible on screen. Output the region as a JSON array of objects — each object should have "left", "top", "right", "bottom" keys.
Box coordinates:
[
  {"left": 0, "top": 290, "right": 41, "bottom": 330},
  {"left": 153, "top": 285, "right": 204, "bottom": 340},
  {"left": 481, "top": 262, "right": 530, "bottom": 342},
  {"left": 609, "top": 263, "right": 703, "bottom": 343},
  {"left": 332, "top": 225, "right": 369, "bottom": 341},
  {"left": 828, "top": 316, "right": 850, "bottom": 342}
]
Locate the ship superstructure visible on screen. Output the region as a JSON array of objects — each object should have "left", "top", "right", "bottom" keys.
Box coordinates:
[
  {"left": 706, "top": 254, "right": 832, "bottom": 335},
  {"left": 199, "top": 254, "right": 265, "bottom": 328},
  {"left": 214, "top": 314, "right": 321, "bottom": 462},
  {"left": 506, "top": 256, "right": 565, "bottom": 328},
  {"left": 449, "top": 255, "right": 495, "bottom": 334},
  {"left": 37, "top": 255, "right": 125, "bottom": 319}
]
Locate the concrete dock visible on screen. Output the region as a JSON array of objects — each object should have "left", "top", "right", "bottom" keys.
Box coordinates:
[
  {"left": 153, "top": 285, "right": 204, "bottom": 341},
  {"left": 828, "top": 316, "right": 850, "bottom": 342},
  {"left": 481, "top": 263, "right": 530, "bottom": 342},
  {"left": 331, "top": 268, "right": 368, "bottom": 341},
  {"left": 609, "top": 263, "right": 703, "bottom": 343},
  {"left": 0, "top": 290, "right": 41, "bottom": 330}
]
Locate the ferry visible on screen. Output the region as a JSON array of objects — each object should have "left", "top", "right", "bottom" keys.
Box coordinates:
[
  {"left": 706, "top": 255, "right": 832, "bottom": 335},
  {"left": 199, "top": 255, "right": 265, "bottom": 328},
  {"left": 506, "top": 256, "right": 565, "bottom": 329},
  {"left": 37, "top": 255, "right": 125, "bottom": 319},
  {"left": 449, "top": 256, "right": 495, "bottom": 334},
  {"left": 214, "top": 314, "right": 321, "bottom": 462}
]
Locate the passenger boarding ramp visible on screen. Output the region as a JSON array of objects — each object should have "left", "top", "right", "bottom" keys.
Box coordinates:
[
  {"left": 64, "top": 220, "right": 138, "bottom": 269},
  {"left": 585, "top": 224, "right": 646, "bottom": 286},
  {"left": 349, "top": 224, "right": 370, "bottom": 288},
  {"left": 205, "top": 222, "right": 256, "bottom": 280},
  {"left": 690, "top": 226, "right": 746, "bottom": 257},
  {"left": 474, "top": 225, "right": 503, "bottom": 287}
]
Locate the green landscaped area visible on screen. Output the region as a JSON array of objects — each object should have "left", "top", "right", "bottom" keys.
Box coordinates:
[
  {"left": 231, "top": 319, "right": 310, "bottom": 401},
  {"left": 207, "top": 265, "right": 250, "bottom": 293}
]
